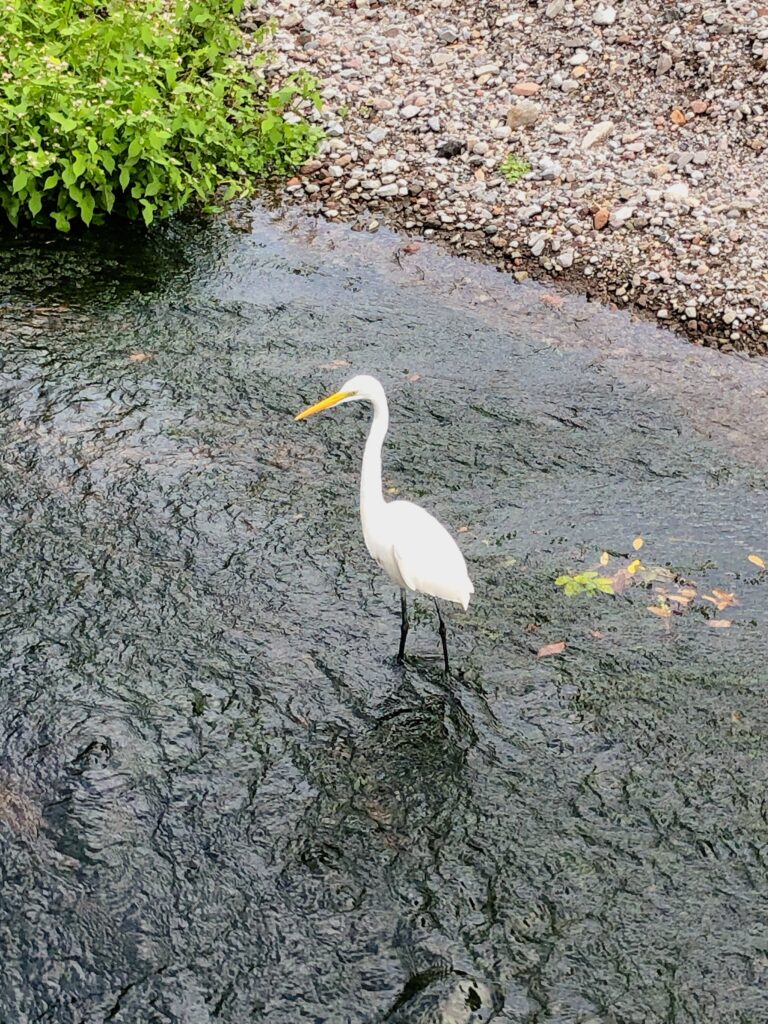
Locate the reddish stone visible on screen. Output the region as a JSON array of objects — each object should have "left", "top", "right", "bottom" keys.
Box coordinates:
[
  {"left": 512, "top": 81, "right": 540, "bottom": 96},
  {"left": 593, "top": 207, "right": 610, "bottom": 230}
]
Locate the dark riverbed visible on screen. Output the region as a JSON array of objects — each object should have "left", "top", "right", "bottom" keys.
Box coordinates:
[{"left": 1, "top": 206, "right": 767, "bottom": 1023}]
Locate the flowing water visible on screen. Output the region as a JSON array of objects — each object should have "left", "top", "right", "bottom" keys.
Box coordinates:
[{"left": 1, "top": 205, "right": 767, "bottom": 1024}]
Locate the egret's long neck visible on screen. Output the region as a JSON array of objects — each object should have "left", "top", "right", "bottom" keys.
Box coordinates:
[{"left": 360, "top": 393, "right": 389, "bottom": 519}]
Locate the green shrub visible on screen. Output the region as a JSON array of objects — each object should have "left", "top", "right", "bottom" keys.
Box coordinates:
[{"left": 0, "top": 0, "right": 323, "bottom": 230}]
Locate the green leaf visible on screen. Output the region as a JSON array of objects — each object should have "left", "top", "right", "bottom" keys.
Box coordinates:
[
  {"left": 12, "top": 170, "right": 29, "bottom": 194},
  {"left": 28, "top": 190, "right": 43, "bottom": 216},
  {"left": 78, "top": 189, "right": 96, "bottom": 225},
  {"left": 52, "top": 211, "right": 71, "bottom": 232}
]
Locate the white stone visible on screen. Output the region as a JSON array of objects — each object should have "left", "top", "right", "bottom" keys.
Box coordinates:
[
  {"left": 581, "top": 120, "right": 615, "bottom": 149},
  {"left": 609, "top": 205, "right": 635, "bottom": 228},
  {"left": 593, "top": 4, "right": 617, "bottom": 26},
  {"left": 665, "top": 182, "right": 690, "bottom": 204}
]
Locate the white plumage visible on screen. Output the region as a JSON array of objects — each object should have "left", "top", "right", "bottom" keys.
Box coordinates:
[{"left": 296, "top": 374, "right": 473, "bottom": 671}]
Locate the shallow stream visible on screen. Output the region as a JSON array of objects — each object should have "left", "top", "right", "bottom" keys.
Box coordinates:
[{"left": 1, "top": 206, "right": 767, "bottom": 1023}]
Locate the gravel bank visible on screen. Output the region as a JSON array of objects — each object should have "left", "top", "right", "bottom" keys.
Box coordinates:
[{"left": 243, "top": 0, "right": 768, "bottom": 354}]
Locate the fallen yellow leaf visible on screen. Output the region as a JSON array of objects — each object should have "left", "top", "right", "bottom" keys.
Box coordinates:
[
  {"left": 708, "top": 619, "right": 732, "bottom": 629},
  {"left": 632, "top": 536, "right": 644, "bottom": 551},
  {"left": 537, "top": 641, "right": 566, "bottom": 658},
  {"left": 648, "top": 605, "right": 671, "bottom": 617},
  {"left": 748, "top": 554, "right": 766, "bottom": 569},
  {"left": 628, "top": 559, "right": 642, "bottom": 575},
  {"left": 599, "top": 551, "right": 610, "bottom": 566}
]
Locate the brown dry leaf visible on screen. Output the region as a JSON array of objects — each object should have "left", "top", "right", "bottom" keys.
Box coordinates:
[
  {"left": 628, "top": 559, "right": 643, "bottom": 575},
  {"left": 679, "top": 586, "right": 697, "bottom": 599},
  {"left": 599, "top": 551, "right": 610, "bottom": 566},
  {"left": 590, "top": 629, "right": 605, "bottom": 640},
  {"left": 541, "top": 294, "right": 565, "bottom": 307},
  {"left": 537, "top": 641, "right": 566, "bottom": 658},
  {"left": 667, "top": 594, "right": 691, "bottom": 606},
  {"left": 708, "top": 619, "right": 732, "bottom": 629},
  {"left": 128, "top": 352, "right": 154, "bottom": 363},
  {"left": 648, "top": 605, "right": 672, "bottom": 617},
  {"left": 401, "top": 242, "right": 421, "bottom": 254},
  {"left": 320, "top": 359, "right": 351, "bottom": 370},
  {"left": 408, "top": 373, "right": 422, "bottom": 382},
  {"left": 671, "top": 108, "right": 687, "bottom": 125},
  {"left": 610, "top": 568, "right": 631, "bottom": 594},
  {"left": 748, "top": 553, "right": 766, "bottom": 569},
  {"left": 632, "top": 536, "right": 644, "bottom": 551}
]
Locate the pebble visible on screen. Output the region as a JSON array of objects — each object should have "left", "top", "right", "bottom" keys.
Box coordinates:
[
  {"left": 512, "top": 81, "right": 540, "bottom": 96},
  {"left": 400, "top": 105, "right": 421, "bottom": 119},
  {"left": 609, "top": 205, "right": 635, "bottom": 228},
  {"left": 593, "top": 4, "right": 617, "bottom": 26},
  {"left": 582, "top": 120, "right": 615, "bottom": 149},
  {"left": 507, "top": 100, "right": 541, "bottom": 129},
  {"left": 594, "top": 207, "right": 610, "bottom": 230},
  {"left": 665, "top": 182, "right": 690, "bottom": 204}
]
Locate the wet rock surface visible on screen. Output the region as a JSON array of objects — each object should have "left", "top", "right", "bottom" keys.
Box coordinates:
[
  {"left": 243, "top": 0, "right": 768, "bottom": 354},
  {"left": 1, "top": 207, "right": 768, "bottom": 1022}
]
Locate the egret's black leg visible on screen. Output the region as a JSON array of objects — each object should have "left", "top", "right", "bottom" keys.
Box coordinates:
[
  {"left": 434, "top": 598, "right": 450, "bottom": 675},
  {"left": 397, "top": 589, "right": 409, "bottom": 662}
]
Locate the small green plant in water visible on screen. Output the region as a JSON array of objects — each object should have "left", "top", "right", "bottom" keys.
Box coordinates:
[
  {"left": 555, "top": 571, "right": 615, "bottom": 597},
  {"left": 499, "top": 153, "right": 532, "bottom": 183},
  {"left": 0, "top": 0, "right": 324, "bottom": 231}
]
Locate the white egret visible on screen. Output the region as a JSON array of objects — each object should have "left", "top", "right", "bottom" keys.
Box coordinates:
[{"left": 295, "top": 374, "right": 473, "bottom": 672}]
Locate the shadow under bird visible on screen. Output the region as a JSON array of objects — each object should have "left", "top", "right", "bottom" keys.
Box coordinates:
[{"left": 295, "top": 374, "right": 473, "bottom": 673}]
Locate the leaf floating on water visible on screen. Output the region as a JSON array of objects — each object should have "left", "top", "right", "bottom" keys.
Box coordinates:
[
  {"left": 538, "top": 641, "right": 566, "bottom": 658},
  {"left": 627, "top": 559, "right": 643, "bottom": 575},
  {"left": 703, "top": 589, "right": 737, "bottom": 612},
  {"left": 632, "top": 536, "right": 644, "bottom": 551},
  {"left": 748, "top": 554, "right": 766, "bottom": 569},
  {"left": 648, "top": 605, "right": 672, "bottom": 618},
  {"left": 708, "top": 619, "right": 732, "bottom": 629},
  {"left": 599, "top": 551, "right": 610, "bottom": 566},
  {"left": 320, "top": 359, "right": 351, "bottom": 370}
]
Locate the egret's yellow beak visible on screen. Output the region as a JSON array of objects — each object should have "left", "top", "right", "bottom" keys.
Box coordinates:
[{"left": 295, "top": 390, "right": 355, "bottom": 421}]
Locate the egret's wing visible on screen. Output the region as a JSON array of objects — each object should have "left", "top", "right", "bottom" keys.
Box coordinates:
[{"left": 389, "top": 502, "right": 473, "bottom": 609}]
